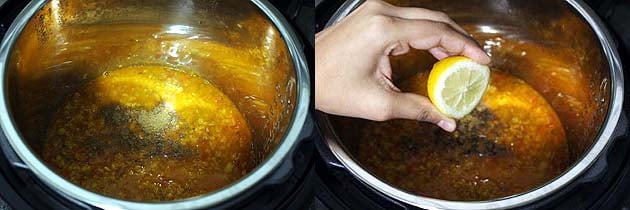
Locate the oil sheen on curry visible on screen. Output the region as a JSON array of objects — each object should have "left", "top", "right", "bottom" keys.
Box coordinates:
[{"left": 42, "top": 65, "right": 253, "bottom": 201}]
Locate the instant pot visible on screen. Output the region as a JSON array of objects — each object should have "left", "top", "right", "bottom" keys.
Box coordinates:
[
  {"left": 0, "top": 0, "right": 315, "bottom": 209},
  {"left": 314, "top": 0, "right": 630, "bottom": 209}
]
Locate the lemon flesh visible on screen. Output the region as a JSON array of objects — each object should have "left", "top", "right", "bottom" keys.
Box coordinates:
[{"left": 428, "top": 56, "right": 490, "bottom": 119}]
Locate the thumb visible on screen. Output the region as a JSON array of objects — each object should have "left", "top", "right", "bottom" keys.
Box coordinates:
[{"left": 388, "top": 92, "right": 457, "bottom": 132}]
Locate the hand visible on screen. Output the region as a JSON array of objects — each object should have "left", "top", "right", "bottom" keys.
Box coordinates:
[{"left": 315, "top": 0, "right": 490, "bottom": 132}]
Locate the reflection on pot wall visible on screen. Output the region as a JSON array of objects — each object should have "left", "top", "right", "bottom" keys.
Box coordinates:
[
  {"left": 329, "top": 0, "right": 610, "bottom": 201},
  {"left": 7, "top": 0, "right": 296, "bottom": 200}
]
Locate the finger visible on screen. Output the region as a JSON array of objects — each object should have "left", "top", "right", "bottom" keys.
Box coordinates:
[
  {"left": 376, "top": 56, "right": 397, "bottom": 87},
  {"left": 390, "top": 18, "right": 491, "bottom": 64},
  {"left": 429, "top": 47, "right": 449, "bottom": 60},
  {"left": 385, "top": 6, "right": 468, "bottom": 35},
  {"left": 387, "top": 92, "right": 456, "bottom": 132},
  {"left": 387, "top": 41, "right": 410, "bottom": 56}
]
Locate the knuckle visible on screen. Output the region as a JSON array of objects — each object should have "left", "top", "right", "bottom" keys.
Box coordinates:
[
  {"left": 367, "top": 15, "right": 396, "bottom": 37},
  {"left": 370, "top": 15, "right": 396, "bottom": 28},
  {"left": 415, "top": 109, "right": 432, "bottom": 122}
]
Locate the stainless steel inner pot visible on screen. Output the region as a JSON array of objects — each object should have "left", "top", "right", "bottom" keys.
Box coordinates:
[
  {"left": 0, "top": 0, "right": 309, "bottom": 209},
  {"left": 317, "top": 0, "right": 623, "bottom": 209}
]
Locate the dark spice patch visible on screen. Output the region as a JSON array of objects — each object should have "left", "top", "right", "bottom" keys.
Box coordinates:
[
  {"left": 435, "top": 107, "right": 508, "bottom": 157},
  {"left": 95, "top": 103, "right": 197, "bottom": 159}
]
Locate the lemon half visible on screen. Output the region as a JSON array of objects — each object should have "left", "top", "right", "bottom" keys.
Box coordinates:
[{"left": 427, "top": 56, "right": 490, "bottom": 119}]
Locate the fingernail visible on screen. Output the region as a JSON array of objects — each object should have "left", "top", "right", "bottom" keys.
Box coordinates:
[{"left": 438, "top": 120, "right": 456, "bottom": 132}]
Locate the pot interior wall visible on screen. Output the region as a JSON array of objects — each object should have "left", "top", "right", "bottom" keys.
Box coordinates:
[
  {"left": 7, "top": 0, "right": 296, "bottom": 181},
  {"left": 329, "top": 0, "right": 610, "bottom": 200}
]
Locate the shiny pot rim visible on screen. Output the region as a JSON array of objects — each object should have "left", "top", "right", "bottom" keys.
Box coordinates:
[
  {"left": 318, "top": 0, "right": 623, "bottom": 209},
  {"left": 0, "top": 0, "right": 311, "bottom": 209}
]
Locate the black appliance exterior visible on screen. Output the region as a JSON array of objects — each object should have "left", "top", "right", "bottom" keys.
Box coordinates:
[
  {"left": 0, "top": 0, "right": 316, "bottom": 210},
  {"left": 312, "top": 0, "right": 630, "bottom": 209}
]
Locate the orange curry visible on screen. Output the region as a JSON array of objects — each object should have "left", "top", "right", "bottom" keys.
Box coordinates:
[{"left": 42, "top": 65, "right": 253, "bottom": 201}]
